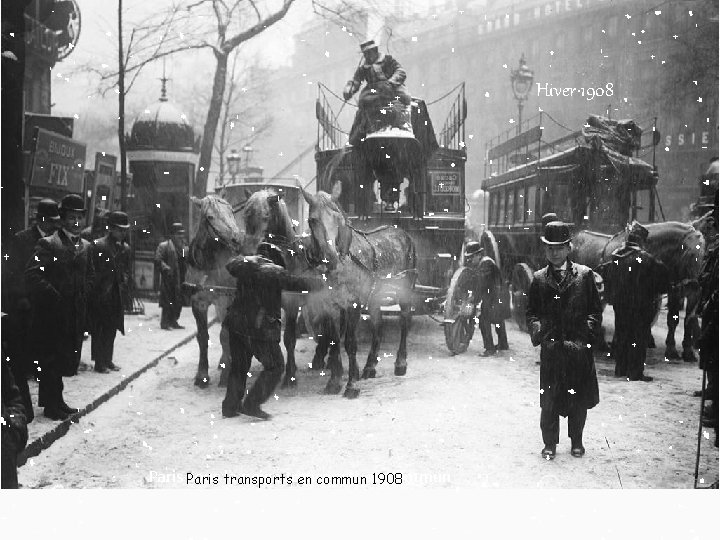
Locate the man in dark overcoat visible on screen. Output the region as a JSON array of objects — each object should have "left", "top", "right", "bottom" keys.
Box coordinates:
[
  {"left": 25, "top": 193, "right": 94, "bottom": 420},
  {"left": 600, "top": 222, "right": 669, "bottom": 381},
  {"left": 2, "top": 198, "right": 60, "bottom": 422},
  {"left": 88, "top": 211, "right": 131, "bottom": 373},
  {"left": 343, "top": 40, "right": 411, "bottom": 146},
  {"left": 222, "top": 243, "right": 325, "bottom": 420},
  {"left": 154, "top": 222, "right": 187, "bottom": 330},
  {"left": 527, "top": 221, "right": 603, "bottom": 459}
]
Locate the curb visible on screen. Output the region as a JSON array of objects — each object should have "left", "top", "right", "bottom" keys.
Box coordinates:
[{"left": 18, "top": 317, "right": 219, "bottom": 467}]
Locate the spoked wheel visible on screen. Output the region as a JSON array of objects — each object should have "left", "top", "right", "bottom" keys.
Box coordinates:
[
  {"left": 511, "top": 263, "right": 534, "bottom": 332},
  {"left": 443, "top": 266, "right": 477, "bottom": 355}
]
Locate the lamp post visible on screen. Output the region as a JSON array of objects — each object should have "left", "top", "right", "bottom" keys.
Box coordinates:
[
  {"left": 242, "top": 144, "right": 253, "bottom": 169},
  {"left": 510, "top": 54, "right": 534, "bottom": 136},
  {"left": 227, "top": 148, "right": 241, "bottom": 184}
]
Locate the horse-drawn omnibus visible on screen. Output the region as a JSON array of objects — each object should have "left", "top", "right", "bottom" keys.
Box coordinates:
[
  {"left": 440, "top": 114, "right": 661, "bottom": 351},
  {"left": 314, "top": 82, "right": 468, "bottom": 310},
  {"left": 480, "top": 114, "right": 660, "bottom": 325}
]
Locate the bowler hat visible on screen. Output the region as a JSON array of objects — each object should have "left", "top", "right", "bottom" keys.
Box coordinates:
[
  {"left": 541, "top": 221, "right": 571, "bottom": 245},
  {"left": 541, "top": 212, "right": 559, "bottom": 228},
  {"left": 59, "top": 193, "right": 86, "bottom": 214},
  {"left": 36, "top": 198, "right": 60, "bottom": 221},
  {"left": 464, "top": 241, "right": 483, "bottom": 258},
  {"left": 108, "top": 211, "right": 130, "bottom": 229},
  {"left": 170, "top": 222, "right": 186, "bottom": 235},
  {"left": 627, "top": 221, "right": 649, "bottom": 243},
  {"left": 360, "top": 40, "right": 378, "bottom": 53}
]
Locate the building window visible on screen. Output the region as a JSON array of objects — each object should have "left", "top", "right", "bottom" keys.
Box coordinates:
[{"left": 526, "top": 184, "right": 537, "bottom": 223}]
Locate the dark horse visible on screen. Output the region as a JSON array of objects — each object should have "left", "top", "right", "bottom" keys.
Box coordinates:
[
  {"left": 300, "top": 181, "right": 418, "bottom": 397},
  {"left": 572, "top": 221, "right": 706, "bottom": 361}
]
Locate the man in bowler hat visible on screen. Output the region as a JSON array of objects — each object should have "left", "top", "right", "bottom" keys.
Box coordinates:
[
  {"left": 2, "top": 198, "right": 61, "bottom": 422},
  {"left": 88, "top": 211, "right": 131, "bottom": 373},
  {"left": 155, "top": 222, "right": 187, "bottom": 330},
  {"left": 25, "top": 193, "right": 94, "bottom": 420},
  {"left": 527, "top": 221, "right": 603, "bottom": 459}
]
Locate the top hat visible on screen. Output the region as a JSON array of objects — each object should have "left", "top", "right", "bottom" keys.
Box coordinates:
[
  {"left": 108, "top": 211, "right": 130, "bottom": 229},
  {"left": 627, "top": 220, "right": 649, "bottom": 243},
  {"left": 541, "top": 221, "right": 571, "bottom": 245},
  {"left": 464, "top": 241, "right": 484, "bottom": 258},
  {"left": 36, "top": 198, "right": 61, "bottom": 221},
  {"left": 59, "top": 193, "right": 86, "bottom": 214},
  {"left": 170, "top": 222, "right": 186, "bottom": 235},
  {"left": 541, "top": 212, "right": 559, "bottom": 228},
  {"left": 360, "top": 40, "right": 378, "bottom": 53}
]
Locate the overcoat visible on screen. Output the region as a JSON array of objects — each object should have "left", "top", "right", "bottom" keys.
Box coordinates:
[
  {"left": 526, "top": 261, "right": 602, "bottom": 415},
  {"left": 349, "top": 54, "right": 410, "bottom": 106},
  {"left": 89, "top": 235, "right": 131, "bottom": 335},
  {"left": 224, "top": 256, "right": 323, "bottom": 342},
  {"left": 4, "top": 226, "right": 43, "bottom": 306},
  {"left": 474, "top": 256, "right": 511, "bottom": 323},
  {"left": 25, "top": 229, "right": 94, "bottom": 375},
  {"left": 154, "top": 239, "right": 186, "bottom": 310}
]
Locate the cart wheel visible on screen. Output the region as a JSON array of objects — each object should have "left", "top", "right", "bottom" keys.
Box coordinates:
[
  {"left": 480, "top": 230, "right": 502, "bottom": 273},
  {"left": 443, "top": 266, "right": 477, "bottom": 355},
  {"left": 511, "top": 263, "right": 534, "bottom": 332}
]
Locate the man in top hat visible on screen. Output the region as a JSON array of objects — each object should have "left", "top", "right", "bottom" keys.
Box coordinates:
[
  {"left": 343, "top": 39, "right": 411, "bottom": 146},
  {"left": 88, "top": 211, "right": 132, "bottom": 373},
  {"left": 600, "top": 221, "right": 669, "bottom": 381},
  {"left": 155, "top": 222, "right": 187, "bottom": 330},
  {"left": 25, "top": 193, "right": 95, "bottom": 420},
  {"left": 464, "top": 241, "right": 510, "bottom": 356},
  {"left": 541, "top": 212, "right": 559, "bottom": 229},
  {"left": 1, "top": 198, "right": 61, "bottom": 422},
  {"left": 527, "top": 221, "right": 603, "bottom": 459}
]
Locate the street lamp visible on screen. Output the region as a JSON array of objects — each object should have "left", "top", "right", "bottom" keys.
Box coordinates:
[
  {"left": 242, "top": 144, "right": 253, "bottom": 169},
  {"left": 510, "top": 54, "right": 534, "bottom": 135},
  {"left": 227, "top": 148, "right": 241, "bottom": 184}
]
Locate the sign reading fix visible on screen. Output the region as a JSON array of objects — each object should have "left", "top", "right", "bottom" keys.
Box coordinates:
[{"left": 29, "top": 127, "right": 86, "bottom": 193}]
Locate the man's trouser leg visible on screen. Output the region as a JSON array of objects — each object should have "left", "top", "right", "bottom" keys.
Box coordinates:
[
  {"left": 613, "top": 307, "right": 630, "bottom": 377},
  {"left": 244, "top": 340, "right": 284, "bottom": 409},
  {"left": 95, "top": 322, "right": 116, "bottom": 370},
  {"left": 478, "top": 314, "right": 495, "bottom": 352},
  {"left": 627, "top": 314, "right": 651, "bottom": 380},
  {"left": 540, "top": 406, "right": 559, "bottom": 446},
  {"left": 495, "top": 321, "right": 509, "bottom": 349},
  {"left": 568, "top": 405, "right": 588, "bottom": 445},
  {"left": 38, "top": 356, "right": 63, "bottom": 410},
  {"left": 222, "top": 331, "right": 252, "bottom": 416}
]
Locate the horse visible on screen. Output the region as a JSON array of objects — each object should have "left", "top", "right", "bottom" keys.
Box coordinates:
[
  {"left": 299, "top": 181, "right": 418, "bottom": 395},
  {"left": 185, "top": 195, "right": 243, "bottom": 388},
  {"left": 572, "top": 221, "right": 706, "bottom": 361}
]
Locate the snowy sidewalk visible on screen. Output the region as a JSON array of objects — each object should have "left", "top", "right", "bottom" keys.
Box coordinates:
[{"left": 19, "top": 301, "right": 212, "bottom": 465}]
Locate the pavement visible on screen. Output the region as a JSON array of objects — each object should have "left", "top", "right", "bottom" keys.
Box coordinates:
[{"left": 19, "top": 301, "right": 214, "bottom": 466}]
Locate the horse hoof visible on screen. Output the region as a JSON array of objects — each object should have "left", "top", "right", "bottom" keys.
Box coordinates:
[
  {"left": 194, "top": 376, "right": 210, "bottom": 388},
  {"left": 281, "top": 377, "right": 297, "bottom": 389},
  {"left": 682, "top": 349, "right": 698, "bottom": 363},
  {"left": 361, "top": 368, "right": 376, "bottom": 379},
  {"left": 324, "top": 381, "right": 342, "bottom": 395},
  {"left": 665, "top": 347, "right": 680, "bottom": 360},
  {"left": 344, "top": 387, "right": 360, "bottom": 399},
  {"left": 394, "top": 365, "right": 407, "bottom": 376}
]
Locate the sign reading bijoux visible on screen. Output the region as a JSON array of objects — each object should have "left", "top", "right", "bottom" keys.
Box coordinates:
[{"left": 29, "top": 127, "right": 87, "bottom": 193}]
